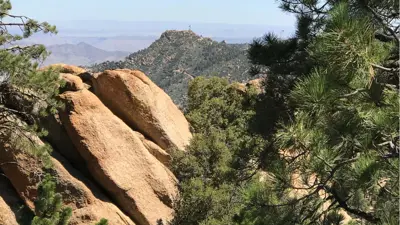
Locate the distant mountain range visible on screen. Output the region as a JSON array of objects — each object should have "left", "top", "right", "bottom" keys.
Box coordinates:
[
  {"left": 90, "top": 30, "right": 254, "bottom": 108},
  {"left": 17, "top": 21, "right": 294, "bottom": 53},
  {"left": 42, "top": 20, "right": 294, "bottom": 40},
  {"left": 19, "top": 35, "right": 156, "bottom": 53},
  {"left": 43, "top": 42, "right": 130, "bottom": 66}
]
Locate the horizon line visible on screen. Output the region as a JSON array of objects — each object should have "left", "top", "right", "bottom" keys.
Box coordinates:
[{"left": 47, "top": 19, "right": 294, "bottom": 27}]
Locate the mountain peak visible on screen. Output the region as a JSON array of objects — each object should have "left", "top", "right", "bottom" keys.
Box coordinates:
[
  {"left": 77, "top": 42, "right": 91, "bottom": 47},
  {"left": 161, "top": 29, "right": 196, "bottom": 37},
  {"left": 90, "top": 30, "right": 250, "bottom": 107},
  {"left": 159, "top": 30, "right": 212, "bottom": 42}
]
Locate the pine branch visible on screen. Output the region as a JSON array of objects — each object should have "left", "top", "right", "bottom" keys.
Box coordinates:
[
  {"left": 280, "top": 0, "right": 331, "bottom": 15},
  {"left": 315, "top": 155, "right": 334, "bottom": 169},
  {"left": 371, "top": 63, "right": 399, "bottom": 72},
  {"left": 395, "top": 25, "right": 400, "bottom": 32},
  {"left": 374, "top": 32, "right": 396, "bottom": 42},
  {"left": 323, "top": 157, "right": 359, "bottom": 184},
  {"left": 314, "top": 156, "right": 380, "bottom": 223},
  {"left": 286, "top": 150, "right": 308, "bottom": 164},
  {"left": 340, "top": 88, "right": 367, "bottom": 98},
  {"left": 274, "top": 173, "right": 319, "bottom": 191},
  {"left": 4, "top": 44, "right": 40, "bottom": 52},
  {"left": 377, "top": 181, "right": 398, "bottom": 198},
  {"left": 237, "top": 163, "right": 261, "bottom": 183},
  {"left": 365, "top": 5, "right": 399, "bottom": 45},
  {"left": 0, "top": 22, "right": 25, "bottom": 26},
  {"left": 325, "top": 186, "right": 380, "bottom": 223},
  {"left": 254, "top": 187, "right": 320, "bottom": 208},
  {"left": 378, "top": 138, "right": 399, "bottom": 159},
  {"left": 0, "top": 12, "right": 29, "bottom": 20},
  {"left": 299, "top": 200, "right": 325, "bottom": 224},
  {"left": 310, "top": 0, "right": 331, "bottom": 14}
]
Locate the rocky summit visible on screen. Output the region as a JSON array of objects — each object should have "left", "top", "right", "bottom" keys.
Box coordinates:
[
  {"left": 0, "top": 64, "right": 192, "bottom": 225},
  {"left": 90, "top": 30, "right": 252, "bottom": 108}
]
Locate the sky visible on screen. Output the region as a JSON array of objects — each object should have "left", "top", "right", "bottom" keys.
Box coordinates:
[{"left": 10, "top": 0, "right": 295, "bottom": 26}]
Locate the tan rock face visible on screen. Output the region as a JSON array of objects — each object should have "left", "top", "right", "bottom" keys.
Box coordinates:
[
  {"left": 236, "top": 78, "right": 264, "bottom": 94},
  {"left": 41, "top": 63, "right": 86, "bottom": 75},
  {"left": 0, "top": 176, "right": 29, "bottom": 225},
  {"left": 234, "top": 83, "right": 247, "bottom": 93},
  {"left": 59, "top": 89, "right": 178, "bottom": 225},
  {"left": 247, "top": 78, "right": 264, "bottom": 93},
  {"left": 0, "top": 144, "right": 41, "bottom": 209},
  {"left": 60, "top": 73, "right": 85, "bottom": 92},
  {"left": 136, "top": 131, "right": 171, "bottom": 167},
  {"left": 0, "top": 139, "right": 135, "bottom": 225},
  {"left": 52, "top": 152, "right": 136, "bottom": 225},
  {"left": 40, "top": 64, "right": 89, "bottom": 92},
  {"left": 92, "top": 69, "right": 192, "bottom": 151},
  {"left": 39, "top": 113, "right": 88, "bottom": 176}
]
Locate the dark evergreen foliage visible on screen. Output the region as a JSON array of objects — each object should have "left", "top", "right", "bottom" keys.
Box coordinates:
[
  {"left": 0, "top": 0, "right": 60, "bottom": 150},
  {"left": 169, "top": 77, "right": 266, "bottom": 225},
  {"left": 31, "top": 174, "right": 72, "bottom": 225},
  {"left": 1, "top": 2, "right": 111, "bottom": 224},
  {"left": 170, "top": 0, "right": 399, "bottom": 225}
]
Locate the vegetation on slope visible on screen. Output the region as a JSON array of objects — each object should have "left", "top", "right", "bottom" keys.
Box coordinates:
[
  {"left": 170, "top": 0, "right": 399, "bottom": 225},
  {"left": 169, "top": 77, "right": 266, "bottom": 225},
  {"left": 90, "top": 30, "right": 252, "bottom": 108}
]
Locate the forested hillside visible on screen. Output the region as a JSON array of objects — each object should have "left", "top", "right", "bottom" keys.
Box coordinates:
[{"left": 90, "top": 30, "right": 252, "bottom": 108}]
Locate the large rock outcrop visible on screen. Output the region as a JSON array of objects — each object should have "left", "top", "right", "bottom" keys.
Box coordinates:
[
  {"left": 41, "top": 63, "right": 86, "bottom": 75},
  {"left": 0, "top": 137, "right": 135, "bottom": 225},
  {"left": 59, "top": 89, "right": 178, "bottom": 225},
  {"left": 1, "top": 66, "right": 190, "bottom": 224},
  {"left": 40, "top": 64, "right": 91, "bottom": 91},
  {"left": 92, "top": 69, "right": 192, "bottom": 151}
]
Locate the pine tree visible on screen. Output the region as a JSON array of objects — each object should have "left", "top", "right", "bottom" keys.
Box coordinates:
[
  {"left": 247, "top": 0, "right": 398, "bottom": 138},
  {"left": 0, "top": 2, "right": 116, "bottom": 225},
  {"left": 169, "top": 77, "right": 267, "bottom": 225},
  {"left": 241, "top": 1, "right": 399, "bottom": 224},
  {"left": 0, "top": 2, "right": 62, "bottom": 220},
  {"left": 248, "top": 0, "right": 398, "bottom": 80},
  {"left": 0, "top": 0, "right": 60, "bottom": 145},
  {"left": 29, "top": 173, "right": 110, "bottom": 225},
  {"left": 31, "top": 174, "right": 72, "bottom": 225},
  {"left": 0, "top": 0, "right": 61, "bottom": 186},
  {"left": 1, "top": 2, "right": 112, "bottom": 225},
  {"left": 172, "top": 0, "right": 399, "bottom": 224}
]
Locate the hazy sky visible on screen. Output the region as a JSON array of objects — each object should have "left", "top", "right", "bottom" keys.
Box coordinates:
[{"left": 10, "top": 0, "right": 295, "bottom": 26}]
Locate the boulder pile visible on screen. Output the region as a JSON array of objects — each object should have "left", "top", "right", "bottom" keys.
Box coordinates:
[{"left": 0, "top": 64, "right": 192, "bottom": 225}]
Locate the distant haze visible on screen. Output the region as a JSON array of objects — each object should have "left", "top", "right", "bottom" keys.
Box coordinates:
[
  {"left": 20, "top": 21, "right": 294, "bottom": 53},
  {"left": 42, "top": 42, "right": 130, "bottom": 66},
  {"left": 51, "top": 20, "right": 294, "bottom": 38}
]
